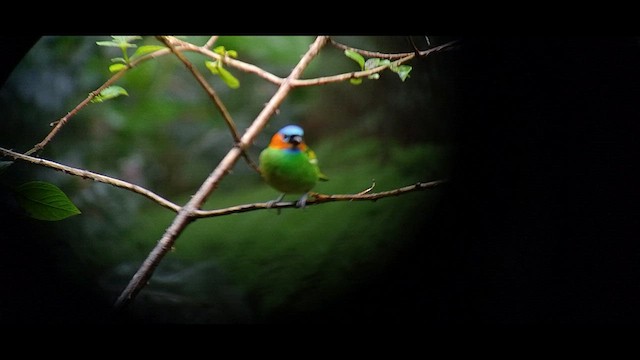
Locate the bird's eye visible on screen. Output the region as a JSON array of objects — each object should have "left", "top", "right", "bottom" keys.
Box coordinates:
[{"left": 283, "top": 134, "right": 302, "bottom": 145}]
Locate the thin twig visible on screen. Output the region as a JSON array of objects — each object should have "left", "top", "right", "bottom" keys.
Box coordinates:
[
  {"left": 157, "top": 36, "right": 260, "bottom": 174},
  {"left": 329, "top": 38, "right": 460, "bottom": 60},
  {"left": 158, "top": 36, "right": 240, "bottom": 140},
  {"left": 25, "top": 71, "right": 127, "bottom": 156},
  {"left": 192, "top": 179, "right": 445, "bottom": 218},
  {"left": 311, "top": 180, "right": 446, "bottom": 202},
  {"left": 292, "top": 54, "right": 415, "bottom": 87},
  {"left": 174, "top": 39, "right": 285, "bottom": 85},
  {"left": 329, "top": 38, "right": 414, "bottom": 60},
  {"left": 356, "top": 180, "right": 376, "bottom": 195},
  {"left": 113, "top": 36, "right": 330, "bottom": 312},
  {"left": 0, "top": 147, "right": 181, "bottom": 213},
  {"left": 24, "top": 43, "right": 175, "bottom": 156},
  {"left": 203, "top": 36, "right": 218, "bottom": 49}
]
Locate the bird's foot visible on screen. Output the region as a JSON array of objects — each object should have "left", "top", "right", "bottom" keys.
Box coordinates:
[
  {"left": 295, "top": 193, "right": 309, "bottom": 209},
  {"left": 266, "top": 193, "right": 285, "bottom": 209}
]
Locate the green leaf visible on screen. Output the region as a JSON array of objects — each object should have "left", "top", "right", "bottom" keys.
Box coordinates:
[
  {"left": 14, "top": 181, "right": 81, "bottom": 221},
  {"left": 345, "top": 50, "right": 365, "bottom": 70},
  {"left": 131, "top": 45, "right": 166, "bottom": 59},
  {"left": 91, "top": 86, "right": 129, "bottom": 103},
  {"left": 205, "top": 60, "right": 239, "bottom": 88},
  {"left": 217, "top": 66, "right": 240, "bottom": 89},
  {"left": 109, "top": 63, "right": 128, "bottom": 73},
  {"left": 213, "top": 46, "right": 226, "bottom": 55},
  {"left": 226, "top": 50, "right": 238, "bottom": 58},
  {"left": 390, "top": 64, "right": 412, "bottom": 81},
  {"left": 349, "top": 78, "right": 363, "bottom": 85},
  {"left": 0, "top": 160, "right": 13, "bottom": 175}
]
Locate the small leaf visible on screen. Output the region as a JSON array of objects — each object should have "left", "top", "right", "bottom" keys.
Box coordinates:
[
  {"left": 364, "top": 58, "right": 380, "bottom": 69},
  {"left": 226, "top": 50, "right": 238, "bottom": 58},
  {"left": 111, "top": 36, "right": 142, "bottom": 47},
  {"left": 96, "top": 36, "right": 142, "bottom": 48},
  {"left": 14, "top": 181, "right": 81, "bottom": 221},
  {"left": 213, "top": 46, "right": 226, "bottom": 55},
  {"left": 345, "top": 50, "right": 365, "bottom": 70},
  {"left": 365, "top": 58, "right": 390, "bottom": 70},
  {"left": 91, "top": 86, "right": 129, "bottom": 103},
  {"left": 110, "top": 57, "right": 127, "bottom": 64},
  {"left": 217, "top": 66, "right": 240, "bottom": 89},
  {"left": 109, "top": 63, "right": 128, "bottom": 73},
  {"left": 391, "top": 64, "right": 412, "bottom": 81},
  {"left": 96, "top": 41, "right": 122, "bottom": 48},
  {"left": 368, "top": 73, "right": 380, "bottom": 80},
  {"left": 349, "top": 78, "right": 363, "bottom": 85},
  {"left": 131, "top": 45, "right": 166, "bottom": 59}
]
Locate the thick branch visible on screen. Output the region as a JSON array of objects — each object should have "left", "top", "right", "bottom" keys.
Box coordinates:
[{"left": 113, "top": 36, "right": 330, "bottom": 311}]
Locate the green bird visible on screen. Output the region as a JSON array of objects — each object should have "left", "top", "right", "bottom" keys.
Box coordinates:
[{"left": 259, "top": 124, "right": 328, "bottom": 208}]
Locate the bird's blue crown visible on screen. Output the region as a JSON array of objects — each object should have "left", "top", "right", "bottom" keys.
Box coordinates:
[{"left": 279, "top": 125, "right": 304, "bottom": 137}]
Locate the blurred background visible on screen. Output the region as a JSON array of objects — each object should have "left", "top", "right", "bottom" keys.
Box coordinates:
[
  {"left": 0, "top": 36, "right": 456, "bottom": 323},
  {"left": 3, "top": 36, "right": 639, "bottom": 325}
]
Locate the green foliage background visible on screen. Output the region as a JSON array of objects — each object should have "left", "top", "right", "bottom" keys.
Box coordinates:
[{"left": 0, "top": 36, "right": 458, "bottom": 323}]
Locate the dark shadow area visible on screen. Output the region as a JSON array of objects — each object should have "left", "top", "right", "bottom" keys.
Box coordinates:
[{"left": 1, "top": 36, "right": 639, "bottom": 325}]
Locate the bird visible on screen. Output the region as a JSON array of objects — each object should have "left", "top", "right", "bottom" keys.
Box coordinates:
[{"left": 259, "top": 124, "right": 328, "bottom": 208}]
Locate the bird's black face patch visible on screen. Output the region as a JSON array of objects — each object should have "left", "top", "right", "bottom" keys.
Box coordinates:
[{"left": 285, "top": 134, "right": 303, "bottom": 147}]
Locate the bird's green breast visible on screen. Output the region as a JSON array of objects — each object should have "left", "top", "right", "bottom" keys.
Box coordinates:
[{"left": 259, "top": 147, "right": 319, "bottom": 194}]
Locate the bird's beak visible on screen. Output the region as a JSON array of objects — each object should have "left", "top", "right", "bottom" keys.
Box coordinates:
[{"left": 289, "top": 135, "right": 303, "bottom": 146}]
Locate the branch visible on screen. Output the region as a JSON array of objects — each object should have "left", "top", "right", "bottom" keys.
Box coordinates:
[
  {"left": 329, "top": 38, "right": 414, "bottom": 60},
  {"left": 113, "top": 35, "right": 330, "bottom": 312},
  {"left": 25, "top": 70, "right": 128, "bottom": 156},
  {"left": 192, "top": 179, "right": 446, "bottom": 218},
  {"left": 329, "top": 37, "right": 460, "bottom": 59},
  {"left": 0, "top": 147, "right": 181, "bottom": 213},
  {"left": 1, "top": 146, "right": 445, "bottom": 220},
  {"left": 174, "top": 38, "right": 458, "bottom": 88},
  {"left": 173, "top": 39, "right": 285, "bottom": 85},
  {"left": 1, "top": 146, "right": 445, "bottom": 224},
  {"left": 24, "top": 43, "right": 175, "bottom": 156},
  {"left": 25, "top": 37, "right": 459, "bottom": 158},
  {"left": 292, "top": 54, "right": 414, "bottom": 87}
]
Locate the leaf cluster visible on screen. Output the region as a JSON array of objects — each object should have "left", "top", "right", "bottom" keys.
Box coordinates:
[
  {"left": 205, "top": 46, "right": 240, "bottom": 89},
  {"left": 344, "top": 49, "right": 412, "bottom": 84}
]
